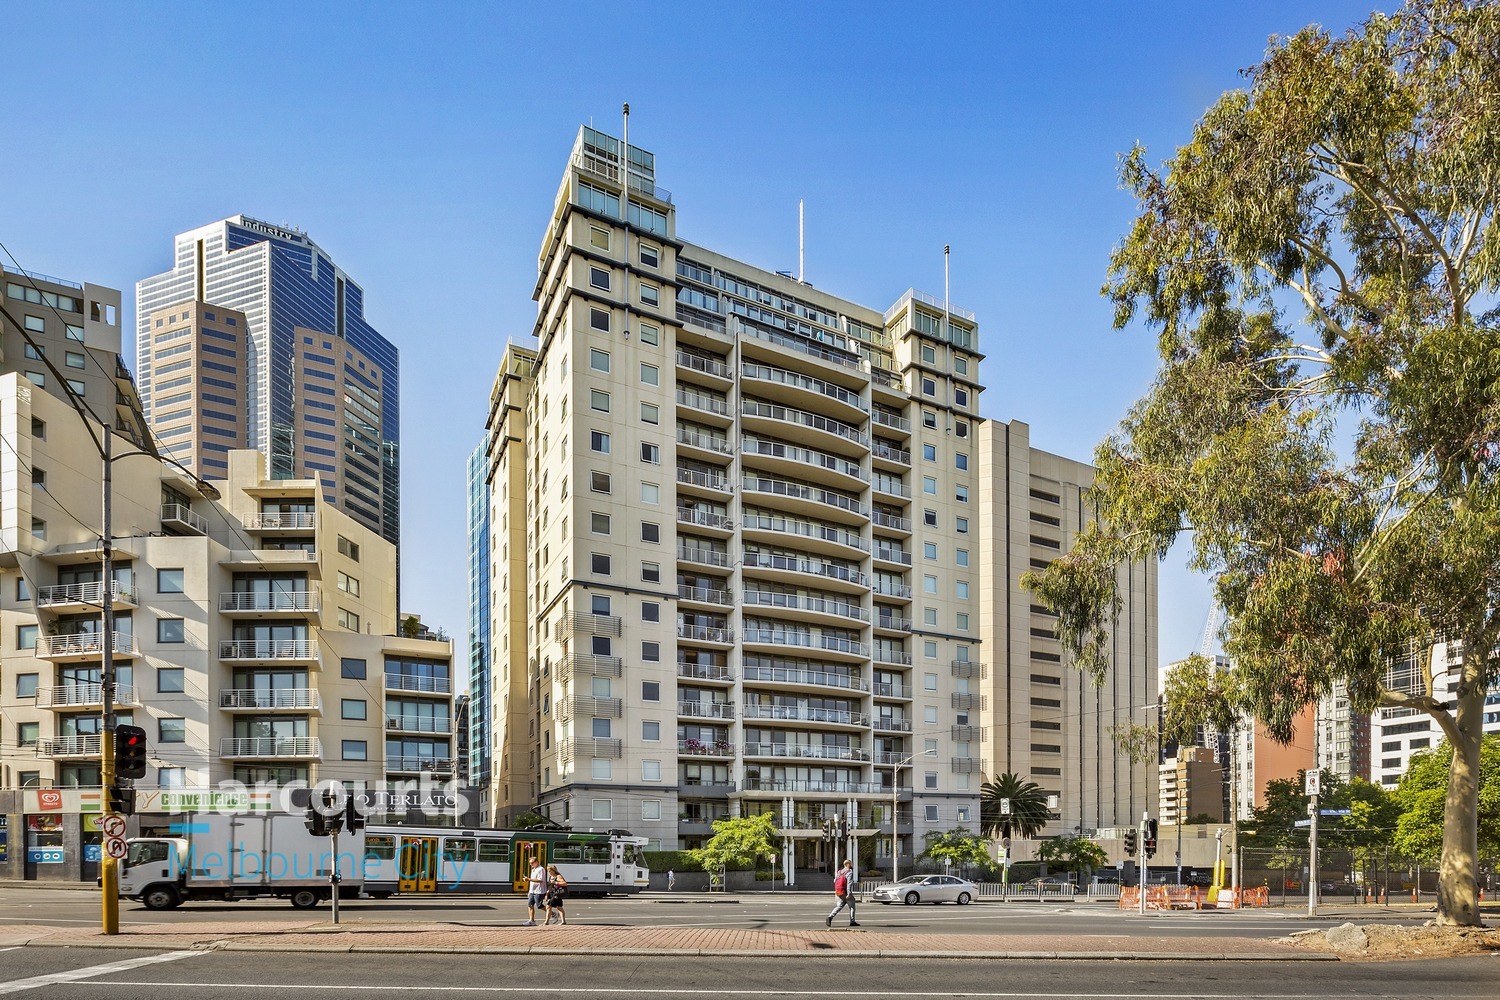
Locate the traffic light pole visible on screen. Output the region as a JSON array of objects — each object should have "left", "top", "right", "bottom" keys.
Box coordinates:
[
  {"left": 1138, "top": 812, "right": 1148, "bottom": 917},
  {"left": 99, "top": 428, "right": 119, "bottom": 937}
]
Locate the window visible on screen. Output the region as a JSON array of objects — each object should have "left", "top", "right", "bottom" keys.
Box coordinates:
[
  {"left": 591, "top": 553, "right": 612, "bottom": 575},
  {"left": 642, "top": 799, "right": 661, "bottom": 821},
  {"left": 64, "top": 351, "right": 86, "bottom": 370},
  {"left": 338, "top": 536, "right": 360, "bottom": 561},
  {"left": 341, "top": 657, "right": 367, "bottom": 679},
  {"left": 639, "top": 244, "right": 659, "bottom": 268},
  {"left": 921, "top": 377, "right": 937, "bottom": 397},
  {"left": 955, "top": 453, "right": 968, "bottom": 471},
  {"left": 338, "top": 608, "right": 361, "bottom": 631},
  {"left": 590, "top": 471, "right": 612, "bottom": 494},
  {"left": 921, "top": 344, "right": 937, "bottom": 365},
  {"left": 591, "top": 636, "right": 612, "bottom": 656},
  {"left": 924, "top": 672, "right": 939, "bottom": 692},
  {"left": 641, "top": 521, "right": 660, "bottom": 544},
  {"left": 591, "top": 758, "right": 613, "bottom": 780},
  {"left": 18, "top": 721, "right": 39, "bottom": 747},
  {"left": 641, "top": 602, "right": 660, "bottom": 623},
  {"left": 924, "top": 542, "right": 937, "bottom": 560},
  {"left": 925, "top": 805, "right": 940, "bottom": 821},
  {"left": 31, "top": 468, "right": 45, "bottom": 488},
  {"left": 954, "top": 387, "right": 969, "bottom": 408},
  {"left": 590, "top": 430, "right": 611, "bottom": 453},
  {"left": 956, "top": 581, "right": 970, "bottom": 599},
  {"left": 592, "top": 799, "right": 613, "bottom": 821},
  {"left": 591, "top": 511, "right": 611, "bottom": 535},
  {"left": 642, "top": 641, "right": 660, "bottom": 661},
  {"left": 157, "top": 568, "right": 184, "bottom": 593},
  {"left": 643, "top": 680, "right": 660, "bottom": 701},
  {"left": 643, "top": 720, "right": 660, "bottom": 741},
  {"left": 159, "top": 718, "right": 187, "bottom": 744},
  {"left": 641, "top": 402, "right": 659, "bottom": 424},
  {"left": 956, "top": 548, "right": 969, "bottom": 567},
  {"left": 592, "top": 594, "right": 612, "bottom": 615},
  {"left": 589, "top": 265, "right": 611, "bottom": 290},
  {"left": 337, "top": 572, "right": 361, "bottom": 596},
  {"left": 923, "top": 444, "right": 936, "bottom": 462},
  {"left": 922, "top": 410, "right": 937, "bottom": 429},
  {"left": 24, "top": 343, "right": 43, "bottom": 360},
  {"left": 640, "top": 442, "right": 660, "bottom": 464},
  {"left": 590, "top": 348, "right": 610, "bottom": 372},
  {"left": 955, "top": 484, "right": 969, "bottom": 503},
  {"left": 956, "top": 612, "right": 970, "bottom": 631},
  {"left": 924, "top": 773, "right": 939, "bottom": 790},
  {"left": 640, "top": 323, "right": 660, "bottom": 346},
  {"left": 157, "top": 668, "right": 184, "bottom": 693},
  {"left": 640, "top": 362, "right": 659, "bottom": 385},
  {"left": 923, "top": 476, "right": 938, "bottom": 495},
  {"left": 157, "top": 618, "right": 185, "bottom": 643},
  {"left": 24, "top": 371, "right": 44, "bottom": 388},
  {"left": 641, "top": 561, "right": 661, "bottom": 583},
  {"left": 640, "top": 482, "right": 660, "bottom": 504},
  {"left": 590, "top": 308, "right": 610, "bottom": 332},
  {"left": 590, "top": 389, "right": 610, "bottom": 413},
  {"left": 956, "top": 517, "right": 969, "bottom": 534},
  {"left": 30, "top": 418, "right": 44, "bottom": 440},
  {"left": 955, "top": 420, "right": 969, "bottom": 438},
  {"left": 642, "top": 760, "right": 662, "bottom": 781},
  {"left": 591, "top": 718, "right": 612, "bottom": 738},
  {"left": 924, "top": 640, "right": 938, "bottom": 658},
  {"left": 924, "top": 575, "right": 938, "bottom": 594},
  {"left": 343, "top": 740, "right": 368, "bottom": 761},
  {"left": 30, "top": 518, "right": 45, "bottom": 540},
  {"left": 923, "top": 608, "right": 938, "bottom": 626},
  {"left": 16, "top": 672, "right": 38, "bottom": 697},
  {"left": 923, "top": 509, "right": 938, "bottom": 528},
  {"left": 589, "top": 226, "right": 610, "bottom": 250}
]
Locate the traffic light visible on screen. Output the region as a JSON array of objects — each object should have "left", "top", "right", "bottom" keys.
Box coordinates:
[
  {"left": 114, "top": 725, "right": 148, "bottom": 780},
  {"left": 345, "top": 793, "right": 365, "bottom": 833},
  {"left": 838, "top": 813, "right": 849, "bottom": 839},
  {"left": 107, "top": 784, "right": 137, "bottom": 816},
  {"left": 1144, "top": 819, "right": 1158, "bottom": 860},
  {"left": 1124, "top": 829, "right": 1138, "bottom": 857},
  {"left": 305, "top": 787, "right": 345, "bottom": 837}
]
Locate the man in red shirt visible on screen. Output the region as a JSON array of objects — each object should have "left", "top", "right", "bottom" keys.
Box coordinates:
[{"left": 825, "top": 859, "right": 858, "bottom": 927}]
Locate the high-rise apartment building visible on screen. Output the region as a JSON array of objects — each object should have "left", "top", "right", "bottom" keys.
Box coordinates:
[
  {"left": 1371, "top": 639, "right": 1500, "bottom": 787},
  {"left": 1158, "top": 746, "right": 1226, "bottom": 825},
  {"left": 477, "top": 126, "right": 1157, "bottom": 864},
  {"left": 1316, "top": 679, "right": 1370, "bottom": 784},
  {"left": 136, "top": 216, "right": 400, "bottom": 545},
  {"left": 466, "top": 438, "right": 492, "bottom": 818}
]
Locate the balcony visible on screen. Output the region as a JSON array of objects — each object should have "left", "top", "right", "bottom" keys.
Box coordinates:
[
  {"left": 742, "top": 662, "right": 868, "bottom": 692},
  {"left": 677, "top": 466, "right": 732, "bottom": 493},
  {"left": 678, "top": 738, "right": 735, "bottom": 758},
  {"left": 385, "top": 715, "right": 454, "bottom": 734},
  {"left": 871, "top": 479, "right": 912, "bottom": 501},
  {"left": 34, "top": 734, "right": 102, "bottom": 758},
  {"left": 742, "top": 589, "right": 868, "bottom": 624},
  {"left": 951, "top": 758, "right": 984, "bottom": 773},
  {"left": 951, "top": 660, "right": 985, "bottom": 679},
  {"left": 38, "top": 631, "right": 137, "bottom": 661},
  {"left": 742, "top": 743, "right": 869, "bottom": 763},
  {"left": 872, "top": 582, "right": 913, "bottom": 602},
  {"left": 872, "top": 408, "right": 911, "bottom": 434},
  {"left": 874, "top": 648, "right": 913, "bottom": 666},
  {"left": 221, "top": 549, "right": 319, "bottom": 573},
  {"left": 387, "top": 756, "right": 457, "bottom": 775},
  {"left": 874, "top": 717, "right": 913, "bottom": 733},
  {"left": 678, "top": 622, "right": 734, "bottom": 644},
  {"left": 677, "top": 544, "right": 730, "bottom": 568},
  {"left": 676, "top": 426, "right": 733, "bottom": 456},
  {"left": 742, "top": 550, "right": 867, "bottom": 589},
  {"left": 563, "top": 654, "right": 623, "bottom": 679},
  {"left": 951, "top": 725, "right": 982, "bottom": 741},
  {"left": 871, "top": 440, "right": 911, "bottom": 466},
  {"left": 36, "top": 581, "right": 136, "bottom": 612},
  {"left": 739, "top": 361, "right": 867, "bottom": 422},
  {"left": 875, "top": 613, "right": 913, "bottom": 632},
  {"left": 678, "top": 584, "right": 733, "bottom": 606},
  {"left": 384, "top": 673, "right": 453, "bottom": 694},
  {"left": 741, "top": 627, "right": 868, "bottom": 659},
  {"left": 678, "top": 700, "right": 735, "bottom": 720},
  {"left": 34, "top": 683, "right": 138, "bottom": 709},
  {"left": 741, "top": 704, "right": 868, "bottom": 727},
  {"left": 676, "top": 506, "right": 733, "bottom": 533},
  {"left": 740, "top": 435, "right": 867, "bottom": 489},
  {"left": 873, "top": 545, "right": 912, "bottom": 566},
  {"left": 218, "top": 591, "right": 319, "bottom": 617},
  {"left": 872, "top": 510, "right": 913, "bottom": 534},
  {"left": 160, "top": 503, "right": 207, "bottom": 536},
  {"left": 560, "top": 695, "right": 622, "bottom": 720},
  {"left": 952, "top": 692, "right": 981, "bottom": 710},
  {"left": 740, "top": 510, "right": 868, "bottom": 555},
  {"left": 739, "top": 321, "right": 864, "bottom": 374},
  {"left": 676, "top": 350, "right": 732, "bottom": 381},
  {"left": 873, "top": 681, "right": 912, "bottom": 699},
  {"left": 741, "top": 778, "right": 884, "bottom": 795},
  {"left": 677, "top": 660, "right": 734, "bottom": 683},
  {"left": 675, "top": 388, "right": 731, "bottom": 422},
  {"left": 559, "top": 612, "right": 623, "bottom": 636},
  {"left": 218, "top": 639, "right": 317, "bottom": 663},
  {"left": 741, "top": 399, "right": 867, "bottom": 452},
  {"left": 243, "top": 512, "right": 316, "bottom": 532},
  {"left": 559, "top": 737, "right": 623, "bottom": 761},
  {"left": 220, "top": 688, "right": 322, "bottom": 712},
  {"left": 219, "top": 737, "right": 322, "bottom": 759}
]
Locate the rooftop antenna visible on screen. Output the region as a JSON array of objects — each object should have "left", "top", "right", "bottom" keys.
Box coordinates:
[{"left": 798, "top": 200, "right": 805, "bottom": 283}]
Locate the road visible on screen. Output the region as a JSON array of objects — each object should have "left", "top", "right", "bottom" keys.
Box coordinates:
[
  {"left": 0, "top": 948, "right": 1495, "bottom": 999},
  {"left": 0, "top": 886, "right": 1428, "bottom": 939}
]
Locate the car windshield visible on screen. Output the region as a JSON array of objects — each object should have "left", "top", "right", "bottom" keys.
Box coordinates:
[{"left": 896, "top": 875, "right": 926, "bottom": 884}]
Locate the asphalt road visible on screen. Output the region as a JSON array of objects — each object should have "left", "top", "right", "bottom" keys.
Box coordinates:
[
  {"left": 0, "top": 948, "right": 1496, "bottom": 999},
  {"left": 0, "top": 887, "right": 1427, "bottom": 939}
]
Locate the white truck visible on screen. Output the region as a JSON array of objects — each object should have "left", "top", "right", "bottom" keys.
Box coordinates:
[{"left": 118, "top": 812, "right": 362, "bottom": 911}]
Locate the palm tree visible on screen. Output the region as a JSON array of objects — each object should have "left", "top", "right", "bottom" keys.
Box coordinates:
[{"left": 980, "top": 772, "right": 1050, "bottom": 839}]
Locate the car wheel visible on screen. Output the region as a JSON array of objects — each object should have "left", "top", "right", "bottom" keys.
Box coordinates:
[
  {"left": 904, "top": 891, "right": 919, "bottom": 905},
  {"left": 956, "top": 892, "right": 972, "bottom": 905},
  {"left": 142, "top": 885, "right": 180, "bottom": 911},
  {"left": 289, "top": 889, "right": 322, "bottom": 910}
]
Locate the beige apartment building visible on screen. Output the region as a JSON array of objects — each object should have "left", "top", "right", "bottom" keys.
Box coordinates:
[
  {"left": 0, "top": 374, "right": 454, "bottom": 822},
  {"left": 1159, "top": 745, "right": 1226, "bottom": 825},
  {"left": 478, "top": 125, "right": 1156, "bottom": 865}
]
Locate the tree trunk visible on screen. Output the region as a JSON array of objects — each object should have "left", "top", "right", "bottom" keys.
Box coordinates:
[{"left": 1435, "top": 653, "right": 1485, "bottom": 927}]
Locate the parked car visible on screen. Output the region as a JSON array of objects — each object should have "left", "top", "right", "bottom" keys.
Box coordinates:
[{"left": 872, "top": 874, "right": 978, "bottom": 905}]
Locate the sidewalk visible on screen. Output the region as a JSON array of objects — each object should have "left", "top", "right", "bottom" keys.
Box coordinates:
[{"left": 0, "top": 919, "right": 1332, "bottom": 961}]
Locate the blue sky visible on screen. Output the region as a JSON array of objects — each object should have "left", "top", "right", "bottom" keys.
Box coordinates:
[{"left": 0, "top": 1, "right": 1389, "bottom": 683}]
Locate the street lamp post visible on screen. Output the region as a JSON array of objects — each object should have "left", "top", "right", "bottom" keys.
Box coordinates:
[{"left": 890, "top": 747, "right": 936, "bottom": 884}]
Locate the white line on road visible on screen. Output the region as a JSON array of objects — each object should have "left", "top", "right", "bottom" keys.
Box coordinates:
[{"left": 0, "top": 950, "right": 202, "bottom": 995}]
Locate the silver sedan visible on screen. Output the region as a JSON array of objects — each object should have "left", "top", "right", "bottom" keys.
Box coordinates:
[{"left": 871, "top": 874, "right": 978, "bottom": 905}]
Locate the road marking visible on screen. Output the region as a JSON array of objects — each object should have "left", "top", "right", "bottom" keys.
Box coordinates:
[
  {"left": 83, "top": 986, "right": 1487, "bottom": 1000},
  {"left": 0, "top": 951, "right": 202, "bottom": 995}
]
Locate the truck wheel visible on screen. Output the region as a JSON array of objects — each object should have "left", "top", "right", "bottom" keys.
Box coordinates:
[
  {"left": 289, "top": 889, "right": 322, "bottom": 909},
  {"left": 142, "top": 886, "right": 181, "bottom": 911}
]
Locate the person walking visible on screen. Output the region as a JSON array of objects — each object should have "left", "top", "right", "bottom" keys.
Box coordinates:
[
  {"left": 543, "top": 864, "right": 568, "bottom": 925},
  {"left": 523, "top": 855, "right": 548, "bottom": 926},
  {"left": 667, "top": 869, "right": 676, "bottom": 892},
  {"left": 825, "top": 858, "right": 859, "bottom": 927}
]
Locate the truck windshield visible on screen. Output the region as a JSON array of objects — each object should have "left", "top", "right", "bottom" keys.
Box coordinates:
[{"left": 125, "top": 841, "right": 170, "bottom": 869}]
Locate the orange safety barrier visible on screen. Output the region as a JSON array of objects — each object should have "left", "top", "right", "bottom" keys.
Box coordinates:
[{"left": 1118, "top": 886, "right": 1140, "bottom": 910}]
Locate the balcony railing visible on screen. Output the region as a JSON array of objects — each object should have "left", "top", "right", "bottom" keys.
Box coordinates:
[
  {"left": 677, "top": 507, "right": 733, "bottom": 530},
  {"left": 741, "top": 362, "right": 867, "bottom": 411},
  {"left": 384, "top": 673, "right": 453, "bottom": 694},
  {"left": 742, "top": 590, "right": 868, "bottom": 622},
  {"left": 678, "top": 701, "right": 735, "bottom": 719},
  {"left": 559, "top": 737, "right": 623, "bottom": 760},
  {"left": 676, "top": 388, "right": 730, "bottom": 416},
  {"left": 742, "top": 627, "right": 868, "bottom": 657},
  {"left": 951, "top": 660, "right": 984, "bottom": 678},
  {"left": 243, "top": 512, "right": 316, "bottom": 531},
  {"left": 678, "top": 739, "right": 735, "bottom": 757},
  {"left": 677, "top": 660, "right": 734, "bottom": 682},
  {"left": 678, "top": 467, "right": 732, "bottom": 491},
  {"left": 678, "top": 544, "right": 731, "bottom": 567},
  {"left": 872, "top": 511, "right": 913, "bottom": 533},
  {"left": 35, "top": 683, "right": 138, "bottom": 708},
  {"left": 742, "top": 778, "right": 883, "bottom": 794},
  {"left": 872, "top": 409, "right": 911, "bottom": 432},
  {"left": 218, "top": 591, "right": 319, "bottom": 613},
  {"left": 874, "top": 648, "right": 913, "bottom": 666},
  {"left": 871, "top": 441, "right": 911, "bottom": 464},
  {"left": 678, "top": 623, "right": 734, "bottom": 643},
  {"left": 739, "top": 321, "right": 863, "bottom": 371},
  {"left": 565, "top": 654, "right": 623, "bottom": 678},
  {"left": 740, "top": 511, "right": 868, "bottom": 551},
  {"left": 218, "top": 639, "right": 316, "bottom": 660},
  {"left": 951, "top": 725, "right": 982, "bottom": 741},
  {"left": 220, "top": 688, "right": 321, "bottom": 711},
  {"left": 219, "top": 737, "right": 322, "bottom": 758},
  {"left": 387, "top": 756, "right": 456, "bottom": 773},
  {"left": 160, "top": 503, "right": 207, "bottom": 535},
  {"left": 742, "top": 743, "right": 869, "bottom": 762},
  {"left": 873, "top": 546, "right": 912, "bottom": 565},
  {"left": 952, "top": 692, "right": 981, "bottom": 710},
  {"left": 876, "top": 614, "right": 913, "bottom": 631},
  {"left": 679, "top": 584, "right": 733, "bottom": 605},
  {"left": 873, "top": 682, "right": 912, "bottom": 699},
  {"left": 874, "top": 717, "right": 913, "bottom": 733},
  {"left": 741, "top": 704, "right": 867, "bottom": 726},
  {"left": 676, "top": 351, "right": 732, "bottom": 379},
  {"left": 743, "top": 663, "right": 867, "bottom": 692},
  {"left": 560, "top": 612, "right": 624, "bottom": 636},
  {"left": 40, "top": 631, "right": 137, "bottom": 658},
  {"left": 35, "top": 734, "right": 102, "bottom": 757},
  {"left": 951, "top": 758, "right": 984, "bottom": 773},
  {"left": 741, "top": 436, "right": 866, "bottom": 482},
  {"left": 743, "top": 550, "right": 867, "bottom": 587},
  {"left": 561, "top": 696, "right": 622, "bottom": 720},
  {"left": 676, "top": 428, "right": 733, "bottom": 454},
  {"left": 872, "top": 479, "right": 912, "bottom": 500},
  {"left": 741, "top": 399, "right": 866, "bottom": 447},
  {"left": 35, "top": 580, "right": 133, "bottom": 608},
  {"left": 386, "top": 715, "right": 453, "bottom": 733},
  {"left": 872, "top": 582, "right": 913, "bottom": 600}
]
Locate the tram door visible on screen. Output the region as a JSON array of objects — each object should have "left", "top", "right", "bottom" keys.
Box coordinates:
[
  {"left": 399, "top": 836, "right": 439, "bottom": 893},
  {"left": 512, "top": 840, "right": 547, "bottom": 893}
]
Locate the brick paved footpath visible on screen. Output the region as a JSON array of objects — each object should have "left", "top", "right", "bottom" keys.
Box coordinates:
[{"left": 0, "top": 919, "right": 1330, "bottom": 960}]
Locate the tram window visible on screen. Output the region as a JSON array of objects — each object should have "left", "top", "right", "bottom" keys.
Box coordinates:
[
  {"left": 364, "top": 835, "right": 396, "bottom": 860},
  {"left": 478, "top": 840, "right": 509, "bottom": 863},
  {"left": 552, "top": 844, "right": 583, "bottom": 863},
  {"left": 584, "top": 843, "right": 612, "bottom": 864},
  {"left": 444, "top": 838, "right": 476, "bottom": 862}
]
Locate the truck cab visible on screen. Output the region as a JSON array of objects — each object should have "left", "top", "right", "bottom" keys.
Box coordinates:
[{"left": 118, "top": 838, "right": 189, "bottom": 910}]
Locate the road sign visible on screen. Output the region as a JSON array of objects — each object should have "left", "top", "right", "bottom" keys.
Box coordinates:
[
  {"left": 1321, "top": 808, "right": 1352, "bottom": 816},
  {"left": 1294, "top": 819, "right": 1312, "bottom": 827},
  {"left": 1305, "top": 770, "right": 1322, "bottom": 796},
  {"left": 103, "top": 836, "right": 127, "bottom": 860},
  {"left": 999, "top": 798, "right": 1011, "bottom": 815},
  {"left": 99, "top": 815, "right": 127, "bottom": 839}
]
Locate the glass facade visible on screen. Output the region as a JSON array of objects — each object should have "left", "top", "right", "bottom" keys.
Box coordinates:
[{"left": 466, "top": 440, "right": 491, "bottom": 791}]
